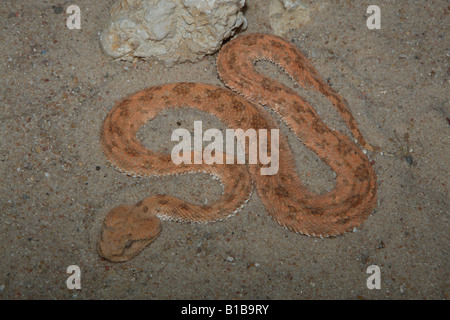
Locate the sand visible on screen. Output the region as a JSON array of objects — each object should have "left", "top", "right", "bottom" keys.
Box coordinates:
[{"left": 0, "top": 0, "right": 448, "bottom": 299}]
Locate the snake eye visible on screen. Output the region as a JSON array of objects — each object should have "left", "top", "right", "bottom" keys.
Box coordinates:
[{"left": 124, "top": 240, "right": 134, "bottom": 250}]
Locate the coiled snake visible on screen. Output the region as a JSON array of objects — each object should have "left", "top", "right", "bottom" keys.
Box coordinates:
[{"left": 98, "top": 34, "right": 377, "bottom": 262}]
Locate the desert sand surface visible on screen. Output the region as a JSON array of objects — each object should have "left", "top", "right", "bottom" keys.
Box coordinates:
[{"left": 0, "top": 0, "right": 448, "bottom": 299}]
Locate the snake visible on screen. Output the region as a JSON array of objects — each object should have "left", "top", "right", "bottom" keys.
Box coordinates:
[{"left": 97, "top": 33, "right": 377, "bottom": 262}]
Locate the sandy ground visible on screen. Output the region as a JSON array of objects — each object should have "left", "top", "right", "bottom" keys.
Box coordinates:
[{"left": 0, "top": 0, "right": 448, "bottom": 299}]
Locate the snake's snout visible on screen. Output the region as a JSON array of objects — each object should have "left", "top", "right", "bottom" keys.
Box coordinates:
[{"left": 97, "top": 204, "right": 162, "bottom": 262}]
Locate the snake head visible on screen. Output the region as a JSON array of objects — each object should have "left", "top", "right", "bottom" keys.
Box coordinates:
[{"left": 97, "top": 204, "right": 161, "bottom": 262}]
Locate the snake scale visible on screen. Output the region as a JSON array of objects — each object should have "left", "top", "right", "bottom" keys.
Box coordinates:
[{"left": 97, "top": 34, "right": 377, "bottom": 262}]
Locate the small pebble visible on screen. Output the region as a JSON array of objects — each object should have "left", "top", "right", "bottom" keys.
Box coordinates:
[
  {"left": 405, "top": 155, "right": 414, "bottom": 166},
  {"left": 376, "top": 240, "right": 385, "bottom": 249},
  {"left": 53, "top": 6, "right": 63, "bottom": 14},
  {"left": 360, "top": 251, "right": 369, "bottom": 264}
]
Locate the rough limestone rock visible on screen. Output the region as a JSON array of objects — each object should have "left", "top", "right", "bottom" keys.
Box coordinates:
[
  {"left": 100, "top": 0, "right": 247, "bottom": 65},
  {"left": 269, "top": 0, "right": 311, "bottom": 36}
]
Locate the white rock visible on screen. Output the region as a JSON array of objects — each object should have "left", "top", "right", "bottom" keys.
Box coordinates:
[
  {"left": 269, "top": 0, "right": 311, "bottom": 36},
  {"left": 100, "top": 0, "right": 247, "bottom": 66}
]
